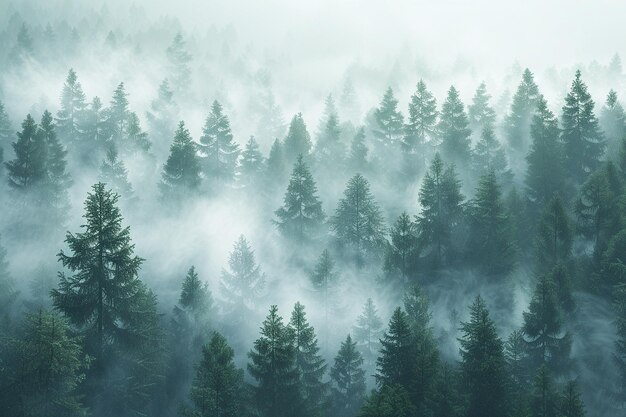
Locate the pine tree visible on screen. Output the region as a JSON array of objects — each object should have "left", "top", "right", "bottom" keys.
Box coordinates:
[
  {"left": 0, "top": 310, "right": 88, "bottom": 417},
  {"left": 438, "top": 86, "right": 472, "bottom": 167},
  {"left": 0, "top": 234, "right": 16, "bottom": 319},
  {"left": 310, "top": 249, "right": 337, "bottom": 336},
  {"left": 106, "top": 82, "right": 130, "bottom": 145},
  {"left": 160, "top": 121, "right": 201, "bottom": 199},
  {"left": 330, "top": 334, "right": 366, "bottom": 417},
  {"left": 166, "top": 32, "right": 192, "bottom": 93},
  {"left": 125, "top": 111, "right": 151, "bottom": 152},
  {"left": 522, "top": 275, "right": 571, "bottom": 374},
  {"left": 404, "top": 80, "right": 438, "bottom": 153},
  {"left": 146, "top": 79, "right": 179, "bottom": 157},
  {"left": 359, "top": 384, "right": 415, "bottom": 417},
  {"left": 220, "top": 235, "right": 265, "bottom": 324},
  {"left": 198, "top": 100, "right": 240, "bottom": 185},
  {"left": 505, "top": 329, "right": 530, "bottom": 414},
  {"left": 530, "top": 365, "right": 559, "bottom": 417},
  {"left": 373, "top": 87, "right": 404, "bottom": 148},
  {"left": 614, "top": 283, "right": 626, "bottom": 405},
  {"left": 283, "top": 113, "right": 312, "bottom": 164},
  {"left": 526, "top": 96, "right": 566, "bottom": 212},
  {"left": 256, "top": 90, "right": 287, "bottom": 144},
  {"left": 466, "top": 169, "right": 516, "bottom": 277},
  {"left": 239, "top": 136, "right": 265, "bottom": 188},
  {"left": 561, "top": 70, "right": 605, "bottom": 184},
  {"left": 376, "top": 308, "right": 417, "bottom": 396},
  {"left": 39, "top": 110, "right": 71, "bottom": 210},
  {"left": 0, "top": 100, "right": 13, "bottom": 163},
  {"left": 600, "top": 89, "right": 626, "bottom": 159},
  {"left": 535, "top": 196, "right": 572, "bottom": 273},
  {"left": 99, "top": 147, "right": 134, "bottom": 199},
  {"left": 56, "top": 68, "right": 86, "bottom": 147},
  {"left": 315, "top": 94, "right": 345, "bottom": 169},
  {"left": 468, "top": 82, "right": 497, "bottom": 133},
  {"left": 353, "top": 298, "right": 383, "bottom": 366},
  {"left": 505, "top": 68, "right": 540, "bottom": 153},
  {"left": 5, "top": 114, "right": 47, "bottom": 192},
  {"left": 459, "top": 296, "right": 508, "bottom": 417},
  {"left": 80, "top": 97, "right": 108, "bottom": 162},
  {"left": 347, "top": 126, "right": 369, "bottom": 172},
  {"left": 274, "top": 155, "right": 325, "bottom": 244},
  {"left": 472, "top": 125, "right": 512, "bottom": 185},
  {"left": 416, "top": 153, "right": 465, "bottom": 268},
  {"left": 384, "top": 212, "right": 419, "bottom": 283},
  {"left": 266, "top": 138, "right": 287, "bottom": 186},
  {"left": 187, "top": 332, "right": 245, "bottom": 417},
  {"left": 331, "top": 174, "right": 385, "bottom": 266},
  {"left": 559, "top": 380, "right": 586, "bottom": 417},
  {"left": 288, "top": 302, "right": 328, "bottom": 416},
  {"left": 248, "top": 305, "right": 301, "bottom": 417}
]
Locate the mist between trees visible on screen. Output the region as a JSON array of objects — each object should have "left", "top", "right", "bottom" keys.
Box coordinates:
[{"left": 1, "top": 1, "right": 626, "bottom": 417}]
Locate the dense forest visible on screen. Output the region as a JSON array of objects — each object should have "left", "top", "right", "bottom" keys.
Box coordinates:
[{"left": 1, "top": 1, "right": 626, "bottom": 417}]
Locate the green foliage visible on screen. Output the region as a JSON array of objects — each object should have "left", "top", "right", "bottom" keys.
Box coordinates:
[
  {"left": 373, "top": 87, "right": 404, "bottom": 148},
  {"left": 198, "top": 100, "right": 240, "bottom": 184},
  {"left": 505, "top": 68, "right": 540, "bottom": 153},
  {"left": 384, "top": 212, "right": 419, "bottom": 283},
  {"left": 160, "top": 121, "right": 201, "bottom": 199},
  {"left": 56, "top": 69, "right": 86, "bottom": 147},
  {"left": 559, "top": 380, "right": 586, "bottom": 417},
  {"left": 530, "top": 365, "right": 559, "bottom": 417},
  {"left": 472, "top": 125, "right": 512, "bottom": 185},
  {"left": 284, "top": 113, "right": 312, "bottom": 164},
  {"left": 99, "top": 147, "right": 133, "bottom": 199},
  {"left": 347, "top": 126, "right": 369, "bottom": 172},
  {"left": 359, "top": 384, "right": 415, "bottom": 417},
  {"left": 315, "top": 94, "right": 345, "bottom": 169},
  {"left": 468, "top": 82, "right": 496, "bottom": 132},
  {"left": 353, "top": 298, "right": 383, "bottom": 366},
  {"left": 600, "top": 89, "right": 626, "bottom": 160},
  {"left": 166, "top": 33, "right": 192, "bottom": 93},
  {"left": 438, "top": 86, "right": 472, "bottom": 166},
  {"left": 404, "top": 80, "right": 437, "bottom": 152},
  {"left": 536, "top": 196, "right": 572, "bottom": 273},
  {"left": 330, "top": 334, "right": 366, "bottom": 417},
  {"left": 239, "top": 136, "right": 265, "bottom": 188},
  {"left": 5, "top": 114, "right": 47, "bottom": 191}
]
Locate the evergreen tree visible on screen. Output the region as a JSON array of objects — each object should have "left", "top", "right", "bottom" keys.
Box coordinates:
[
  {"left": 239, "top": 136, "right": 265, "bottom": 188},
  {"left": 353, "top": 298, "right": 383, "bottom": 366},
  {"left": 404, "top": 80, "right": 438, "bottom": 153},
  {"left": 505, "top": 329, "right": 531, "bottom": 414},
  {"left": 315, "top": 94, "right": 345, "bottom": 168},
  {"left": 160, "top": 121, "right": 201, "bottom": 199},
  {"left": 0, "top": 234, "right": 16, "bottom": 319},
  {"left": 375, "top": 308, "right": 415, "bottom": 393},
  {"left": 198, "top": 100, "right": 240, "bottom": 185},
  {"left": 186, "top": 332, "right": 245, "bottom": 417},
  {"left": 522, "top": 275, "right": 571, "bottom": 374},
  {"left": 416, "top": 153, "right": 465, "bottom": 268},
  {"left": 383, "top": 212, "right": 419, "bottom": 283},
  {"left": 283, "top": 113, "right": 312, "bottom": 164},
  {"left": 373, "top": 87, "right": 404, "bottom": 149},
  {"left": 310, "top": 249, "right": 338, "bottom": 334},
  {"left": 220, "top": 235, "right": 265, "bottom": 324},
  {"left": 125, "top": 111, "right": 150, "bottom": 152},
  {"left": 0, "top": 310, "right": 88, "bottom": 417},
  {"left": 437, "top": 86, "right": 472, "bottom": 167},
  {"left": 468, "top": 82, "right": 497, "bottom": 133},
  {"left": 561, "top": 70, "right": 605, "bottom": 184},
  {"left": 505, "top": 68, "right": 540, "bottom": 153},
  {"left": 56, "top": 68, "right": 86, "bottom": 147},
  {"left": 248, "top": 305, "right": 301, "bottom": 417},
  {"left": 526, "top": 96, "right": 566, "bottom": 212},
  {"left": 600, "top": 89, "right": 626, "bottom": 159},
  {"left": 535, "top": 196, "right": 572, "bottom": 273},
  {"left": 466, "top": 169, "right": 516, "bottom": 277},
  {"left": 274, "top": 155, "right": 325, "bottom": 244},
  {"left": 166, "top": 32, "right": 192, "bottom": 94},
  {"left": 146, "top": 79, "right": 179, "bottom": 157},
  {"left": 459, "top": 296, "right": 508, "bottom": 417},
  {"left": 472, "top": 125, "right": 512, "bottom": 185},
  {"left": 39, "top": 110, "right": 71, "bottom": 211},
  {"left": 266, "top": 138, "right": 287, "bottom": 186},
  {"left": 99, "top": 147, "right": 133, "bottom": 199},
  {"left": 330, "top": 334, "right": 366, "bottom": 417},
  {"left": 530, "top": 365, "right": 559, "bottom": 417},
  {"left": 80, "top": 97, "right": 108, "bottom": 162},
  {"left": 559, "top": 380, "right": 586, "bottom": 417},
  {"left": 331, "top": 174, "right": 385, "bottom": 266},
  {"left": 5, "top": 114, "right": 47, "bottom": 192},
  {"left": 348, "top": 126, "right": 369, "bottom": 172},
  {"left": 0, "top": 100, "right": 13, "bottom": 163},
  {"left": 359, "top": 384, "right": 415, "bottom": 417},
  {"left": 106, "top": 82, "right": 130, "bottom": 145},
  {"left": 614, "top": 283, "right": 626, "bottom": 405},
  {"left": 288, "top": 302, "right": 328, "bottom": 416}
]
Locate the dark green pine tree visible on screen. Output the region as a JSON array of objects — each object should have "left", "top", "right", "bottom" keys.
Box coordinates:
[
  {"left": 416, "top": 153, "right": 465, "bottom": 268},
  {"left": 384, "top": 212, "right": 419, "bottom": 284},
  {"left": 99, "top": 147, "right": 134, "bottom": 199},
  {"left": 310, "top": 249, "right": 338, "bottom": 336},
  {"left": 526, "top": 96, "right": 566, "bottom": 213},
  {"left": 430, "top": 363, "right": 462, "bottom": 417},
  {"left": 373, "top": 87, "right": 404, "bottom": 149},
  {"left": 106, "top": 83, "right": 151, "bottom": 154},
  {"left": 265, "top": 138, "right": 288, "bottom": 186},
  {"left": 283, "top": 113, "right": 312, "bottom": 164},
  {"left": 535, "top": 196, "right": 572, "bottom": 273},
  {"left": 146, "top": 79, "right": 179, "bottom": 157},
  {"left": 561, "top": 70, "right": 605, "bottom": 184},
  {"left": 219, "top": 235, "right": 265, "bottom": 325},
  {"left": 248, "top": 305, "right": 301, "bottom": 417},
  {"left": 166, "top": 33, "right": 192, "bottom": 94},
  {"left": 347, "top": 126, "right": 369, "bottom": 173},
  {"left": 376, "top": 308, "right": 416, "bottom": 393},
  {"left": 505, "top": 329, "right": 531, "bottom": 417},
  {"left": 466, "top": 169, "right": 516, "bottom": 277},
  {"left": 472, "top": 125, "right": 512, "bottom": 186},
  {"left": 56, "top": 68, "right": 86, "bottom": 147},
  {"left": 51, "top": 183, "right": 162, "bottom": 416},
  {"left": 530, "top": 365, "right": 559, "bottom": 417},
  {"left": 198, "top": 100, "right": 240, "bottom": 185},
  {"left": 160, "top": 121, "right": 201, "bottom": 200},
  {"left": 239, "top": 136, "right": 265, "bottom": 189},
  {"left": 505, "top": 68, "right": 540, "bottom": 153},
  {"left": 315, "top": 94, "right": 345, "bottom": 169},
  {"left": 522, "top": 275, "right": 571, "bottom": 374},
  {"left": 404, "top": 80, "right": 438, "bottom": 153},
  {"left": 468, "top": 82, "right": 497, "bottom": 133},
  {"left": 5, "top": 114, "right": 47, "bottom": 192},
  {"left": 459, "top": 296, "right": 508, "bottom": 417},
  {"left": 0, "top": 100, "right": 13, "bottom": 164},
  {"left": 80, "top": 97, "right": 108, "bottom": 162},
  {"left": 288, "top": 302, "right": 328, "bottom": 417},
  {"left": 39, "top": 110, "right": 72, "bottom": 208},
  {"left": 330, "top": 174, "right": 386, "bottom": 266},
  {"left": 559, "top": 380, "right": 586, "bottom": 417},
  {"left": 353, "top": 298, "right": 383, "bottom": 367},
  {"left": 437, "top": 86, "right": 472, "bottom": 167},
  {"left": 0, "top": 310, "right": 88, "bottom": 417},
  {"left": 601, "top": 230, "right": 626, "bottom": 289},
  {"left": 0, "top": 234, "right": 17, "bottom": 320},
  {"left": 274, "top": 155, "right": 325, "bottom": 244},
  {"left": 330, "top": 334, "right": 366, "bottom": 417},
  {"left": 359, "top": 384, "right": 415, "bottom": 417},
  {"left": 186, "top": 332, "right": 246, "bottom": 417},
  {"left": 614, "top": 283, "right": 626, "bottom": 405},
  {"left": 600, "top": 89, "right": 626, "bottom": 159},
  {"left": 126, "top": 112, "right": 151, "bottom": 152}
]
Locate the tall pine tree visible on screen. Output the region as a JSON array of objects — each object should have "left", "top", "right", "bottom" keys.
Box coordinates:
[{"left": 198, "top": 101, "right": 240, "bottom": 185}]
